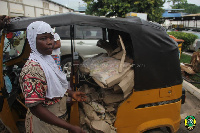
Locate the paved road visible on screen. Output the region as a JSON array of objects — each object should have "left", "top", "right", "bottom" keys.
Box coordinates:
[{"left": 177, "top": 90, "right": 200, "bottom": 133}]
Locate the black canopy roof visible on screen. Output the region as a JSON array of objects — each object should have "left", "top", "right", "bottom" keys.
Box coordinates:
[{"left": 7, "top": 13, "right": 182, "bottom": 91}]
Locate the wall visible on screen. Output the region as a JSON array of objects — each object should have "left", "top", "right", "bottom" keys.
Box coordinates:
[{"left": 0, "top": 0, "right": 73, "bottom": 17}]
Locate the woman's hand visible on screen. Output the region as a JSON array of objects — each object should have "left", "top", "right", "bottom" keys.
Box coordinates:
[
  {"left": 69, "top": 125, "right": 86, "bottom": 133},
  {"left": 71, "top": 91, "right": 87, "bottom": 102},
  {"left": 67, "top": 90, "right": 87, "bottom": 102}
]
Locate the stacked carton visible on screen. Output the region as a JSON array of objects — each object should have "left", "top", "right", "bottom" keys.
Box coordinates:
[{"left": 78, "top": 36, "right": 134, "bottom": 132}]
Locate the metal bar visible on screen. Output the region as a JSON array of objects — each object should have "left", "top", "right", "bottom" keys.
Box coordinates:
[
  {"left": 0, "top": 33, "right": 5, "bottom": 94},
  {"left": 70, "top": 25, "right": 76, "bottom": 91}
]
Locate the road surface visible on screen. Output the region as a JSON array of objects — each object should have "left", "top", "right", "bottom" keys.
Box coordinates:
[{"left": 177, "top": 90, "right": 200, "bottom": 133}]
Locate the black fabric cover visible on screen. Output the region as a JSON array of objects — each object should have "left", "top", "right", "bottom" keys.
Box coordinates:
[{"left": 8, "top": 13, "right": 182, "bottom": 91}]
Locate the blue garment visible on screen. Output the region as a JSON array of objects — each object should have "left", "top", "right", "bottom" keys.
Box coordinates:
[{"left": 3, "top": 75, "right": 12, "bottom": 93}]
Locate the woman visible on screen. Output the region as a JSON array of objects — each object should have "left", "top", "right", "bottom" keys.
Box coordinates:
[
  {"left": 51, "top": 28, "right": 62, "bottom": 70},
  {"left": 19, "top": 21, "right": 86, "bottom": 133}
]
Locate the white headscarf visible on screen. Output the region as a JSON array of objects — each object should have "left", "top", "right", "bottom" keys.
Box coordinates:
[{"left": 27, "top": 21, "right": 68, "bottom": 99}]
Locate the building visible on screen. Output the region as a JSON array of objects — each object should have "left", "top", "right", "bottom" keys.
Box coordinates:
[
  {"left": 182, "top": 13, "right": 200, "bottom": 29},
  {"left": 162, "top": 9, "right": 200, "bottom": 29},
  {"left": 77, "top": 6, "right": 86, "bottom": 14},
  {"left": 126, "top": 12, "right": 147, "bottom": 21},
  {"left": 0, "top": 0, "right": 74, "bottom": 17},
  {"left": 73, "top": 6, "right": 87, "bottom": 15},
  {"left": 162, "top": 9, "right": 187, "bottom": 29}
]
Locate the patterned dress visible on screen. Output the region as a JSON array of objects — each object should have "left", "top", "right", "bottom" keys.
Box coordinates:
[
  {"left": 52, "top": 54, "right": 61, "bottom": 70},
  {"left": 19, "top": 60, "right": 68, "bottom": 133}
]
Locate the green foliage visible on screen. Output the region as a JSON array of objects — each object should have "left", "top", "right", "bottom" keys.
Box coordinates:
[
  {"left": 133, "top": 0, "right": 165, "bottom": 22},
  {"left": 168, "top": 0, "right": 200, "bottom": 14},
  {"left": 180, "top": 53, "right": 191, "bottom": 64},
  {"left": 167, "top": 0, "right": 187, "bottom": 5},
  {"left": 168, "top": 31, "right": 198, "bottom": 51},
  {"left": 172, "top": 2, "right": 200, "bottom": 14},
  {"left": 180, "top": 53, "right": 200, "bottom": 89},
  {"left": 83, "top": 0, "right": 135, "bottom": 17},
  {"left": 82, "top": 0, "right": 165, "bottom": 22}
]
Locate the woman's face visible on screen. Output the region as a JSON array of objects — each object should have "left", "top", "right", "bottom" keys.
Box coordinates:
[{"left": 36, "top": 33, "right": 54, "bottom": 55}]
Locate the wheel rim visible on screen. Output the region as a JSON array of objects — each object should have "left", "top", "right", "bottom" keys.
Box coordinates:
[{"left": 62, "top": 62, "right": 71, "bottom": 78}]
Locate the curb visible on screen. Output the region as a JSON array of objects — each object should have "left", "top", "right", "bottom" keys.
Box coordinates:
[
  {"left": 182, "top": 80, "right": 200, "bottom": 100},
  {"left": 182, "top": 52, "right": 193, "bottom": 56}
]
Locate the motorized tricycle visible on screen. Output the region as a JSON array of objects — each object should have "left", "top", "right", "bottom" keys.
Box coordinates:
[{"left": 0, "top": 13, "right": 183, "bottom": 133}]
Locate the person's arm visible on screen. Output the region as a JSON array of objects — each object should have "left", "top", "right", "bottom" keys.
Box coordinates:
[
  {"left": 54, "top": 40, "right": 61, "bottom": 49},
  {"left": 30, "top": 103, "right": 85, "bottom": 133}
]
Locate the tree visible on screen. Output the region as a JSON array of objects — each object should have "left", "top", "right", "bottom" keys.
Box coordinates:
[
  {"left": 133, "top": 0, "right": 165, "bottom": 22},
  {"left": 167, "top": 0, "right": 187, "bottom": 5},
  {"left": 171, "top": 2, "right": 200, "bottom": 14},
  {"left": 83, "top": 0, "right": 135, "bottom": 17},
  {"left": 83, "top": 0, "right": 166, "bottom": 23}
]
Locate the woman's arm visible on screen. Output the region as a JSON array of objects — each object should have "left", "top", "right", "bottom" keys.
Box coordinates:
[{"left": 30, "top": 103, "right": 85, "bottom": 133}]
